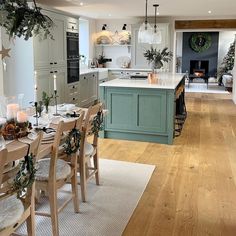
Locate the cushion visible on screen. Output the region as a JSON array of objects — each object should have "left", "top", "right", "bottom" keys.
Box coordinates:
[
  {"left": 222, "top": 74, "right": 233, "bottom": 87},
  {"left": 0, "top": 195, "right": 24, "bottom": 230},
  {"left": 35, "top": 158, "right": 71, "bottom": 181}
]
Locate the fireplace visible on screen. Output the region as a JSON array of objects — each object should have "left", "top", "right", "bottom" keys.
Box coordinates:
[{"left": 190, "top": 60, "right": 209, "bottom": 77}]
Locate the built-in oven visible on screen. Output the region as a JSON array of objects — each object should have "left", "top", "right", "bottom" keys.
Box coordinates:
[
  {"left": 66, "top": 32, "right": 79, "bottom": 59},
  {"left": 67, "top": 59, "right": 80, "bottom": 84}
]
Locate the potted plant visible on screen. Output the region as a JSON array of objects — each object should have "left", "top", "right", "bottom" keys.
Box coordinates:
[
  {"left": 42, "top": 91, "right": 53, "bottom": 113},
  {"left": 143, "top": 46, "right": 173, "bottom": 72},
  {"left": 97, "top": 54, "right": 107, "bottom": 68}
]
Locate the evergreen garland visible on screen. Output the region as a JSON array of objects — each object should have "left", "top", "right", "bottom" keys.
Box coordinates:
[
  {"left": 63, "top": 128, "right": 81, "bottom": 155},
  {"left": 218, "top": 39, "right": 235, "bottom": 79},
  {"left": 0, "top": 0, "right": 54, "bottom": 40},
  {"left": 91, "top": 111, "right": 104, "bottom": 136},
  {"left": 13, "top": 153, "right": 36, "bottom": 198}
]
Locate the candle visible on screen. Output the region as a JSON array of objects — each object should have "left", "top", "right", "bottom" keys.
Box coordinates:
[
  {"left": 6, "top": 104, "right": 20, "bottom": 120},
  {"left": 34, "top": 71, "right": 38, "bottom": 102},
  {"left": 16, "top": 111, "right": 28, "bottom": 123},
  {"left": 53, "top": 74, "right": 57, "bottom": 91},
  {"left": 0, "top": 117, "right": 6, "bottom": 125}
]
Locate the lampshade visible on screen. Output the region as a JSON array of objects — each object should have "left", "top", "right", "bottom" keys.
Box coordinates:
[
  {"left": 138, "top": 0, "right": 153, "bottom": 44},
  {"left": 138, "top": 22, "right": 153, "bottom": 44},
  {"left": 151, "top": 4, "right": 162, "bottom": 44}
]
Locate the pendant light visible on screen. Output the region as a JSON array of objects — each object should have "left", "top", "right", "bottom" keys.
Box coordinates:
[
  {"left": 152, "top": 4, "right": 162, "bottom": 44},
  {"left": 138, "top": 0, "right": 153, "bottom": 44}
]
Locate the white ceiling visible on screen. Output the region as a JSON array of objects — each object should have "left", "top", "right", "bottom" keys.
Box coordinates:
[{"left": 38, "top": 0, "right": 236, "bottom": 19}]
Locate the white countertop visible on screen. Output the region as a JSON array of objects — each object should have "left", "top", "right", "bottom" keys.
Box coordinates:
[
  {"left": 99, "top": 73, "right": 185, "bottom": 90},
  {"left": 80, "top": 68, "right": 108, "bottom": 75}
]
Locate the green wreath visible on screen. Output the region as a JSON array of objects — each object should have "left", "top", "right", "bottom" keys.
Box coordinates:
[{"left": 189, "top": 33, "right": 212, "bottom": 53}]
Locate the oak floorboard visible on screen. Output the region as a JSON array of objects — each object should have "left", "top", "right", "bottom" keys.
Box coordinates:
[{"left": 98, "top": 92, "right": 236, "bottom": 236}]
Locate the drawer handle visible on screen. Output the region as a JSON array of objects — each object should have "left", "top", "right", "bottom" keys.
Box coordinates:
[
  {"left": 72, "top": 86, "right": 75, "bottom": 88},
  {"left": 73, "top": 98, "right": 75, "bottom": 100},
  {"left": 50, "top": 71, "right": 53, "bottom": 73},
  {"left": 54, "top": 62, "right": 57, "bottom": 65},
  {"left": 50, "top": 62, "right": 53, "bottom": 65},
  {"left": 84, "top": 77, "right": 86, "bottom": 79},
  {"left": 54, "top": 71, "right": 58, "bottom": 73}
]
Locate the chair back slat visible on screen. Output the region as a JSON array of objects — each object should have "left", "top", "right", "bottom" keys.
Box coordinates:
[{"left": 0, "top": 132, "right": 42, "bottom": 197}]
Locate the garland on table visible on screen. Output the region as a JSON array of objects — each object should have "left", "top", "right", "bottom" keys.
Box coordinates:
[
  {"left": 63, "top": 128, "right": 81, "bottom": 156},
  {"left": 91, "top": 111, "right": 104, "bottom": 136},
  {"left": 189, "top": 33, "right": 212, "bottom": 53},
  {"left": 13, "top": 151, "right": 36, "bottom": 198}
]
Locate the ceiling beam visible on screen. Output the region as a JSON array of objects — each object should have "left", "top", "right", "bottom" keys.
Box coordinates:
[{"left": 175, "top": 19, "right": 236, "bottom": 30}]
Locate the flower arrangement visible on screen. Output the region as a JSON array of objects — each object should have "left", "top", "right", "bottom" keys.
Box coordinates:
[
  {"left": 143, "top": 46, "right": 173, "bottom": 70},
  {"left": 0, "top": 0, "right": 54, "bottom": 40},
  {"left": 42, "top": 91, "right": 53, "bottom": 113}
]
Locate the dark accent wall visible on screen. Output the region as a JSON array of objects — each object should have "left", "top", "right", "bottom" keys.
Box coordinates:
[{"left": 182, "top": 32, "right": 219, "bottom": 76}]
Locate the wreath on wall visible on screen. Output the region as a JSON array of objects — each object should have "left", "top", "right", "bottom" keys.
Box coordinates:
[{"left": 189, "top": 33, "right": 212, "bottom": 53}]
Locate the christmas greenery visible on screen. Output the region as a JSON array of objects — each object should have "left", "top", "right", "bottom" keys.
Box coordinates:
[
  {"left": 0, "top": 0, "right": 54, "bottom": 40},
  {"left": 91, "top": 111, "right": 104, "bottom": 136},
  {"left": 42, "top": 91, "right": 53, "bottom": 113},
  {"left": 218, "top": 39, "right": 235, "bottom": 79},
  {"left": 13, "top": 153, "right": 36, "bottom": 198},
  {"left": 63, "top": 128, "right": 81, "bottom": 155},
  {"left": 143, "top": 46, "right": 173, "bottom": 69}
]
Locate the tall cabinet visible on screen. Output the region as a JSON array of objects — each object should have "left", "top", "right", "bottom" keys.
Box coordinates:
[{"left": 33, "top": 11, "right": 76, "bottom": 104}]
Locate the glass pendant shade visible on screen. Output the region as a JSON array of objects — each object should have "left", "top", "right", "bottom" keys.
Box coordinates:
[
  {"left": 138, "top": 22, "right": 153, "bottom": 44},
  {"left": 152, "top": 28, "right": 162, "bottom": 44}
]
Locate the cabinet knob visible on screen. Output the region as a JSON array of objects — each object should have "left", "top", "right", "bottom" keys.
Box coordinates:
[
  {"left": 84, "top": 77, "right": 86, "bottom": 79},
  {"left": 72, "top": 86, "right": 75, "bottom": 88},
  {"left": 73, "top": 98, "right": 75, "bottom": 100},
  {"left": 72, "top": 26, "right": 74, "bottom": 30}
]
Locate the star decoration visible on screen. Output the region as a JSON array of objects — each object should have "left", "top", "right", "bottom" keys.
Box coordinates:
[
  {"left": 0, "top": 45, "right": 11, "bottom": 59},
  {"left": 110, "top": 31, "right": 124, "bottom": 45}
]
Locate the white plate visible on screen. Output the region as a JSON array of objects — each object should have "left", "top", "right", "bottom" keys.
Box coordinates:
[{"left": 28, "top": 132, "right": 55, "bottom": 141}]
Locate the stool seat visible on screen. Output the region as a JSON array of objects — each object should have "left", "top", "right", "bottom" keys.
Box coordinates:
[
  {"left": 36, "top": 158, "right": 71, "bottom": 181},
  {"left": 0, "top": 195, "right": 24, "bottom": 230}
]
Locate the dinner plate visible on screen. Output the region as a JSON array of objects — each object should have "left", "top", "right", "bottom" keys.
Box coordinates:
[{"left": 28, "top": 132, "right": 55, "bottom": 141}]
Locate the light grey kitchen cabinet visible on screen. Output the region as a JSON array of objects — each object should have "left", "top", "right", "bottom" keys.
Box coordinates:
[
  {"left": 79, "top": 72, "right": 98, "bottom": 107},
  {"left": 66, "top": 82, "right": 79, "bottom": 105},
  {"left": 36, "top": 68, "right": 66, "bottom": 104},
  {"left": 33, "top": 11, "right": 67, "bottom": 70}
]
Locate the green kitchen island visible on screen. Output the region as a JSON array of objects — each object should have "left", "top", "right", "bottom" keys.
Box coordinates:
[{"left": 99, "top": 73, "right": 185, "bottom": 144}]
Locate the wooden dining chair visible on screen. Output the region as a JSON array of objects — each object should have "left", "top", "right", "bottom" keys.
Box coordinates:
[
  {"left": 0, "top": 132, "right": 42, "bottom": 236},
  {"left": 78, "top": 103, "right": 103, "bottom": 202},
  {"left": 35, "top": 111, "right": 84, "bottom": 236}
]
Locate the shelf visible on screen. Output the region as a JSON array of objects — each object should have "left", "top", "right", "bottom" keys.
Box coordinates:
[{"left": 95, "top": 44, "right": 132, "bottom": 47}]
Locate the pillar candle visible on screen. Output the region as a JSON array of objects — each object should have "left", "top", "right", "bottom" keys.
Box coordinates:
[
  {"left": 16, "top": 111, "right": 28, "bottom": 123},
  {"left": 6, "top": 104, "right": 20, "bottom": 120},
  {"left": 53, "top": 74, "right": 57, "bottom": 91},
  {"left": 0, "top": 117, "right": 6, "bottom": 125}
]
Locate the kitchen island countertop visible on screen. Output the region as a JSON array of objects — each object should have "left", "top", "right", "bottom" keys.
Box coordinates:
[{"left": 100, "top": 73, "right": 185, "bottom": 90}]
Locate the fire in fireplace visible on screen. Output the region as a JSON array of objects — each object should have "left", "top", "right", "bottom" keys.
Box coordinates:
[{"left": 190, "top": 60, "right": 209, "bottom": 77}]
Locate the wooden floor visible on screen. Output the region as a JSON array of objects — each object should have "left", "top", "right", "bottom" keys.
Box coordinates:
[{"left": 99, "top": 92, "right": 236, "bottom": 236}]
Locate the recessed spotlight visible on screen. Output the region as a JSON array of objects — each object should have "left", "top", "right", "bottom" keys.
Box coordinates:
[
  {"left": 208, "top": 10, "right": 212, "bottom": 14},
  {"left": 108, "top": 14, "right": 112, "bottom": 17},
  {"left": 80, "top": 2, "right": 84, "bottom": 6},
  {"left": 156, "top": 12, "right": 160, "bottom": 15}
]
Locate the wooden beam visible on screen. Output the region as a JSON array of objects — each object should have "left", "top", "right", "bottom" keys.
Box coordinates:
[{"left": 175, "top": 19, "right": 236, "bottom": 30}]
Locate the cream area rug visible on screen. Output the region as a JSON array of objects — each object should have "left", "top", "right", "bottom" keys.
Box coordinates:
[
  {"left": 17, "top": 159, "right": 155, "bottom": 236},
  {"left": 185, "top": 82, "right": 229, "bottom": 94}
]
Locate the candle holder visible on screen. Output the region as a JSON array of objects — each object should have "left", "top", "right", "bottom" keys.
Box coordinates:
[
  {"left": 34, "top": 102, "right": 39, "bottom": 127},
  {"left": 53, "top": 90, "right": 60, "bottom": 116}
]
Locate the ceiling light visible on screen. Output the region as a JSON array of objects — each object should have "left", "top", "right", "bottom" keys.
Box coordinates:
[
  {"left": 108, "top": 14, "right": 112, "bottom": 17},
  {"left": 80, "top": 2, "right": 84, "bottom": 6},
  {"left": 138, "top": 0, "right": 153, "bottom": 44},
  {"left": 208, "top": 10, "right": 212, "bottom": 14},
  {"left": 151, "top": 4, "right": 162, "bottom": 44},
  {"left": 122, "top": 24, "right": 127, "bottom": 31},
  {"left": 102, "top": 24, "right": 107, "bottom": 31}
]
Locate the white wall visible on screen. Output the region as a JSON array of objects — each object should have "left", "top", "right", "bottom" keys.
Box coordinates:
[
  {"left": 1, "top": 29, "right": 34, "bottom": 107},
  {"left": 0, "top": 32, "right": 4, "bottom": 96},
  {"left": 218, "top": 31, "right": 236, "bottom": 68}
]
